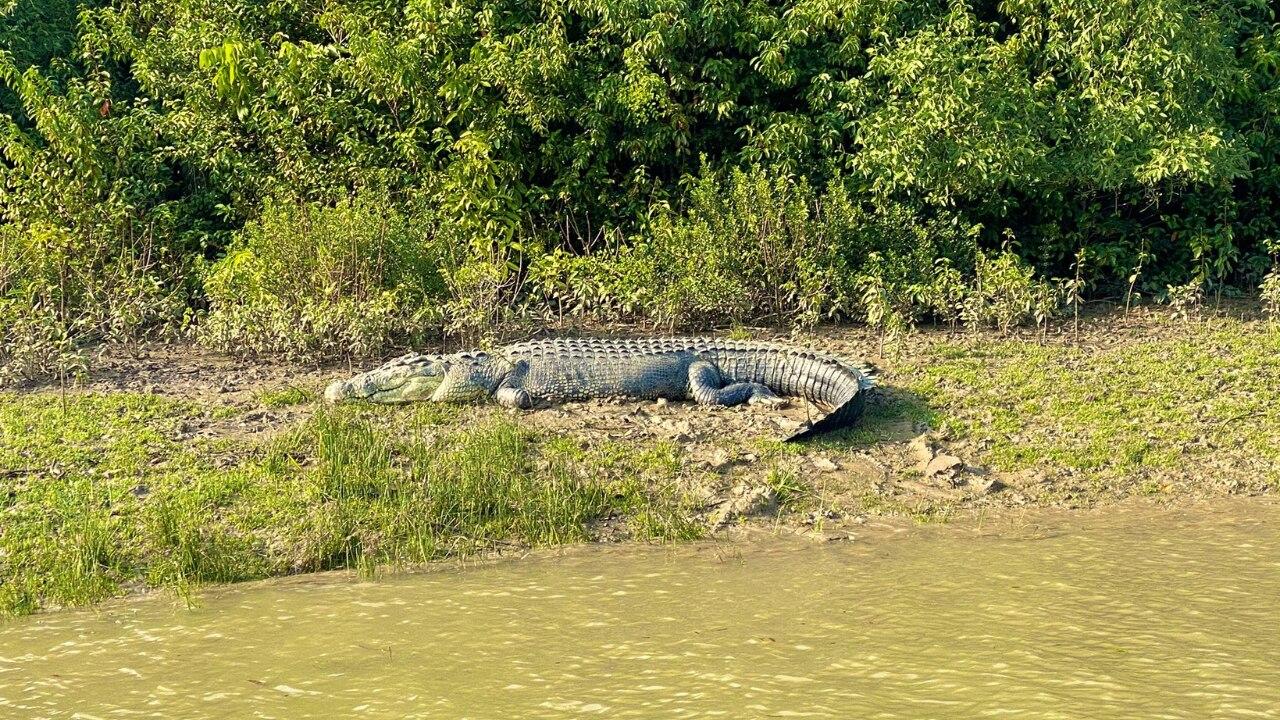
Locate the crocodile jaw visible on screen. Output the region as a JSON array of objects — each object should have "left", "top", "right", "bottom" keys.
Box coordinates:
[{"left": 324, "top": 356, "right": 446, "bottom": 404}]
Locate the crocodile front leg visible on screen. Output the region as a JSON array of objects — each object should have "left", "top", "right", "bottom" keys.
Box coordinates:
[
  {"left": 688, "top": 360, "right": 787, "bottom": 407},
  {"left": 494, "top": 359, "right": 533, "bottom": 409}
]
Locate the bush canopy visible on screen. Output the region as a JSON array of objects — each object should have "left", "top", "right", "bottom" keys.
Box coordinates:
[{"left": 1, "top": 0, "right": 1278, "bottom": 368}]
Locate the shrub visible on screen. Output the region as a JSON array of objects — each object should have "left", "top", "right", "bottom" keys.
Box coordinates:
[
  {"left": 0, "top": 42, "right": 193, "bottom": 382},
  {"left": 198, "top": 193, "right": 448, "bottom": 359},
  {"left": 962, "top": 248, "right": 1059, "bottom": 333},
  {"left": 1260, "top": 269, "right": 1280, "bottom": 322},
  {"left": 922, "top": 258, "right": 969, "bottom": 330},
  {"left": 5, "top": 0, "right": 1280, "bottom": 346},
  {"left": 529, "top": 166, "right": 857, "bottom": 329},
  {"left": 854, "top": 243, "right": 1064, "bottom": 338},
  {"left": 440, "top": 244, "right": 526, "bottom": 344},
  {"left": 0, "top": 222, "right": 185, "bottom": 382},
  {"left": 529, "top": 166, "right": 1018, "bottom": 334},
  {"left": 855, "top": 253, "right": 922, "bottom": 342},
  {"left": 849, "top": 209, "right": 982, "bottom": 334},
  {"left": 1165, "top": 279, "right": 1205, "bottom": 323}
]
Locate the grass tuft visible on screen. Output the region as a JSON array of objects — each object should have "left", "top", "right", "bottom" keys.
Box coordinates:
[{"left": 255, "top": 385, "right": 316, "bottom": 408}]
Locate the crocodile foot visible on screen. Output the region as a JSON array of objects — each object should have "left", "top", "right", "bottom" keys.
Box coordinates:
[{"left": 748, "top": 390, "right": 789, "bottom": 407}]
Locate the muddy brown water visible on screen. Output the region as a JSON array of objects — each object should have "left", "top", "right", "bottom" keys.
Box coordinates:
[{"left": 2, "top": 500, "right": 1278, "bottom": 719}]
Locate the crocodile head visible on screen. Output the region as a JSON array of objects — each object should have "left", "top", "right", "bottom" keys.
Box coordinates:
[
  {"left": 324, "top": 353, "right": 450, "bottom": 404},
  {"left": 324, "top": 352, "right": 505, "bottom": 404}
]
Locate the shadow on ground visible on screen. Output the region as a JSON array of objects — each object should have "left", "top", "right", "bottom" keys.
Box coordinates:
[{"left": 802, "top": 384, "right": 936, "bottom": 451}]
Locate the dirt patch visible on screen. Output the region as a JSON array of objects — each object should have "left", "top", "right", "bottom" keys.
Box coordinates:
[{"left": 18, "top": 342, "right": 350, "bottom": 403}]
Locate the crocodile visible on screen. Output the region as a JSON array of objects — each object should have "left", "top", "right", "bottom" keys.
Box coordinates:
[{"left": 323, "top": 337, "right": 874, "bottom": 441}]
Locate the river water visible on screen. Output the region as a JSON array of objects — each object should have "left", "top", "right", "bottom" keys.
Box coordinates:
[{"left": 1, "top": 500, "right": 1278, "bottom": 719}]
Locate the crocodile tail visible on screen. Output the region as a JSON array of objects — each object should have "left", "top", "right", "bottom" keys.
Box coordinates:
[
  {"left": 785, "top": 391, "right": 867, "bottom": 442},
  {"left": 784, "top": 367, "right": 874, "bottom": 443},
  {"left": 857, "top": 364, "right": 878, "bottom": 389}
]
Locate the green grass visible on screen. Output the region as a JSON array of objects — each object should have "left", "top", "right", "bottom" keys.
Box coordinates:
[
  {"left": 0, "top": 394, "right": 701, "bottom": 618},
  {"left": 763, "top": 466, "right": 811, "bottom": 511},
  {"left": 255, "top": 385, "right": 316, "bottom": 408},
  {"left": 743, "top": 315, "right": 1280, "bottom": 519},
  {"left": 892, "top": 318, "right": 1280, "bottom": 491}
]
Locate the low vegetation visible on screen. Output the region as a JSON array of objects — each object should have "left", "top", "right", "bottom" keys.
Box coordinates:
[
  {"left": 254, "top": 385, "right": 315, "bottom": 409},
  {"left": 899, "top": 317, "right": 1280, "bottom": 494},
  {"left": 198, "top": 192, "right": 451, "bottom": 360},
  {"left": 722, "top": 309, "right": 1280, "bottom": 519},
  {"left": 0, "top": 394, "right": 701, "bottom": 617}
]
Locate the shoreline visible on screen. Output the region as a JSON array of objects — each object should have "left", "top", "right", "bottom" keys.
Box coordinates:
[
  {"left": 11, "top": 493, "right": 1276, "bottom": 620},
  {"left": 2, "top": 306, "right": 1277, "bottom": 617}
]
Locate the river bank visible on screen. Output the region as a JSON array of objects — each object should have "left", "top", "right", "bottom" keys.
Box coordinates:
[{"left": 2, "top": 306, "right": 1277, "bottom": 616}]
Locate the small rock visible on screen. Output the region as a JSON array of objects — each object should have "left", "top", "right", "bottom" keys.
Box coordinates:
[
  {"left": 705, "top": 449, "right": 734, "bottom": 470},
  {"left": 772, "top": 417, "right": 802, "bottom": 433},
  {"left": 803, "top": 508, "right": 841, "bottom": 525},
  {"left": 130, "top": 484, "right": 150, "bottom": 499},
  {"left": 709, "top": 483, "right": 779, "bottom": 530},
  {"left": 654, "top": 398, "right": 668, "bottom": 408},
  {"left": 924, "top": 453, "right": 963, "bottom": 478},
  {"left": 660, "top": 419, "right": 693, "bottom": 436},
  {"left": 908, "top": 434, "right": 935, "bottom": 465},
  {"left": 812, "top": 456, "right": 839, "bottom": 472}
]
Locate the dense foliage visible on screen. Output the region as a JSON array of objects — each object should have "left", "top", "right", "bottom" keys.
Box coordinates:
[
  {"left": 1, "top": 0, "right": 1278, "bottom": 369},
  {"left": 199, "top": 190, "right": 449, "bottom": 357}
]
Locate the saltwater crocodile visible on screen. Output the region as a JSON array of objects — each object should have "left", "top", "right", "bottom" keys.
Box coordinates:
[{"left": 324, "top": 337, "right": 874, "bottom": 441}]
